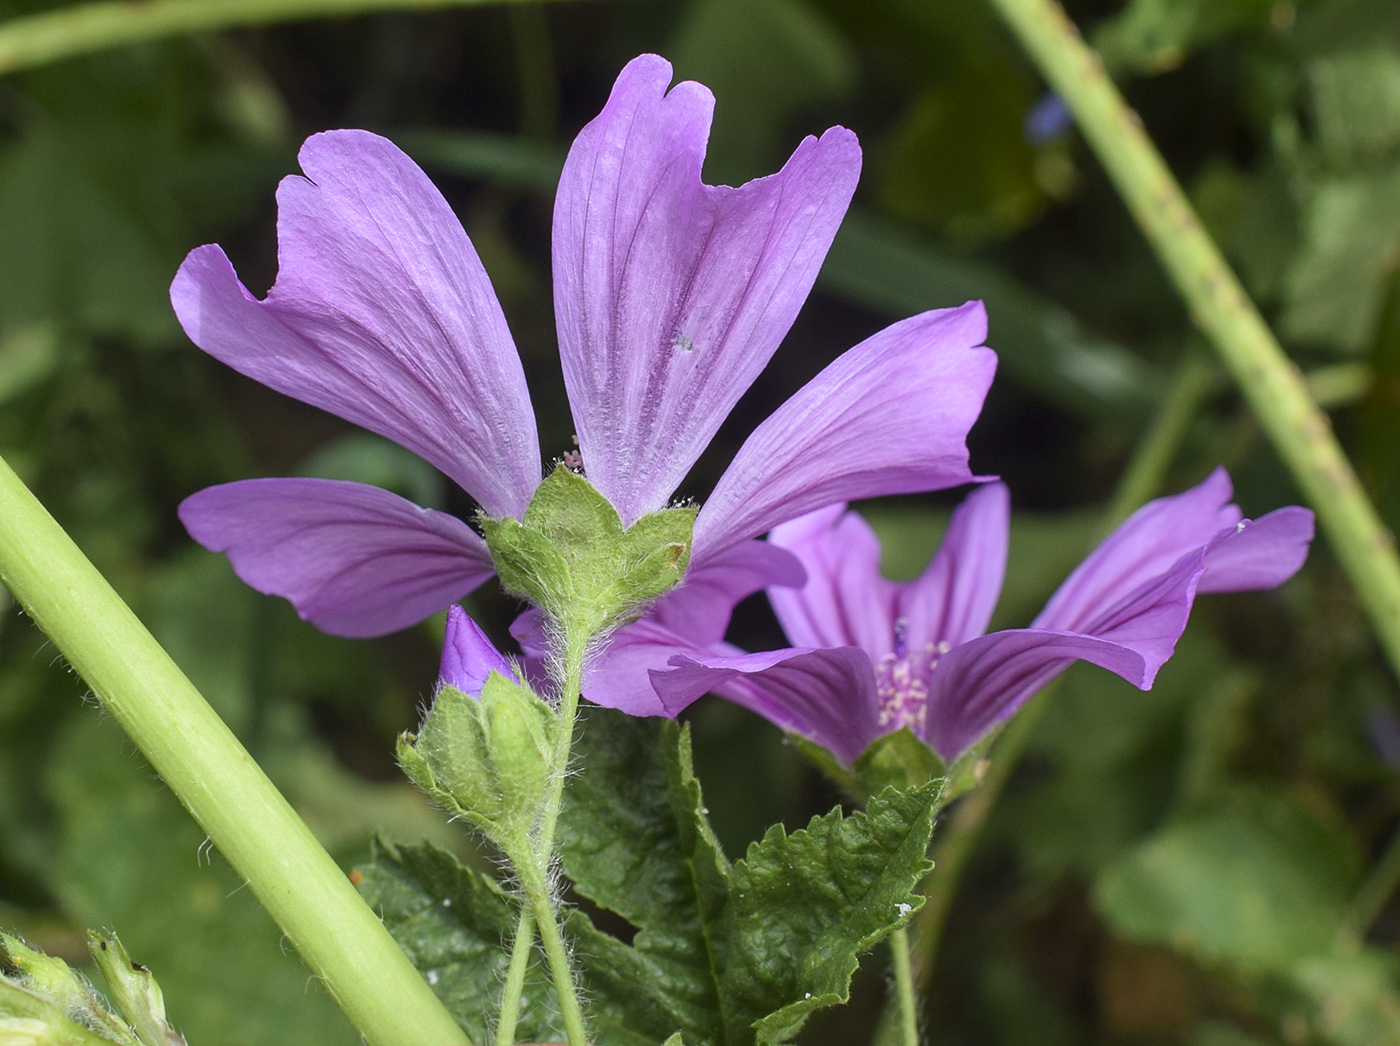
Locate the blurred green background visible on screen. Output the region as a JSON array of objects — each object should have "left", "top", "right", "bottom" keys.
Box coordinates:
[{"left": 1, "top": 0, "right": 1399, "bottom": 1042}]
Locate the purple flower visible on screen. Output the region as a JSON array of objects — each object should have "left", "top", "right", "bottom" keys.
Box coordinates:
[
  {"left": 587, "top": 469, "right": 1313, "bottom": 764},
  {"left": 439, "top": 604, "right": 514, "bottom": 697},
  {"left": 172, "top": 54, "right": 996, "bottom": 641}
]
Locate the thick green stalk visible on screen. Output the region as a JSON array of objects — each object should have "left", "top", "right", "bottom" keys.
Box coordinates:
[
  {"left": 494, "top": 908, "right": 535, "bottom": 1046},
  {"left": 0, "top": 0, "right": 561, "bottom": 75},
  {"left": 0, "top": 457, "right": 468, "bottom": 1046},
  {"left": 985, "top": 0, "right": 1400, "bottom": 681}
]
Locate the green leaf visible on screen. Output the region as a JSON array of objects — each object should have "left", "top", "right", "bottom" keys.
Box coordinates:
[
  {"left": 1093, "top": 0, "right": 1277, "bottom": 74},
  {"left": 560, "top": 709, "right": 938, "bottom": 1045},
  {"left": 1281, "top": 167, "right": 1400, "bottom": 353},
  {"left": 1094, "top": 787, "right": 1362, "bottom": 971},
  {"left": 1308, "top": 45, "right": 1400, "bottom": 162},
  {"left": 354, "top": 838, "right": 564, "bottom": 1046}
]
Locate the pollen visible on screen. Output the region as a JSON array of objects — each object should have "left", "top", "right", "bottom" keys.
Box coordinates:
[{"left": 877, "top": 619, "right": 947, "bottom": 732}]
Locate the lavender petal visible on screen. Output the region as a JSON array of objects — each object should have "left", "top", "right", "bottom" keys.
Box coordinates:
[
  {"left": 695, "top": 301, "right": 997, "bottom": 557},
  {"left": 180, "top": 477, "right": 494, "bottom": 638},
  {"left": 553, "top": 53, "right": 861, "bottom": 525},
  {"left": 171, "top": 130, "right": 541, "bottom": 519}
]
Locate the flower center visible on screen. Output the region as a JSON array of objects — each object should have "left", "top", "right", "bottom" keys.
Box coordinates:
[{"left": 875, "top": 619, "right": 950, "bottom": 733}]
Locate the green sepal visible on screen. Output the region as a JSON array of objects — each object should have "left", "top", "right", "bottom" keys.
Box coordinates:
[
  {"left": 0, "top": 932, "right": 179, "bottom": 1046},
  {"left": 853, "top": 727, "right": 948, "bottom": 801},
  {"left": 398, "top": 674, "right": 561, "bottom": 851},
  {"left": 799, "top": 726, "right": 996, "bottom": 812},
  {"left": 86, "top": 934, "right": 185, "bottom": 1046},
  {"left": 938, "top": 726, "right": 1001, "bottom": 807},
  {"left": 480, "top": 466, "right": 695, "bottom": 637},
  {"left": 0, "top": 978, "right": 120, "bottom": 1046}
]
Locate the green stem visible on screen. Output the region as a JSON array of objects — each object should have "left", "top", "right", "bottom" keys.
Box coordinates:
[
  {"left": 985, "top": 0, "right": 1400, "bottom": 682},
  {"left": 0, "top": 0, "right": 562, "bottom": 75},
  {"left": 494, "top": 908, "right": 535, "bottom": 1046},
  {"left": 0, "top": 457, "right": 469, "bottom": 1046},
  {"left": 497, "top": 626, "right": 590, "bottom": 1046},
  {"left": 517, "top": 860, "right": 588, "bottom": 1046},
  {"left": 889, "top": 926, "right": 920, "bottom": 1046}
]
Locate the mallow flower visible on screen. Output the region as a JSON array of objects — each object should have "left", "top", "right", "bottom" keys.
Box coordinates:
[
  {"left": 575, "top": 468, "right": 1313, "bottom": 765},
  {"left": 171, "top": 53, "right": 996, "bottom": 645}
]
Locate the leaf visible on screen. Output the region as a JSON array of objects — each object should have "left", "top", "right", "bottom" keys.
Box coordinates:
[
  {"left": 1093, "top": 0, "right": 1278, "bottom": 74},
  {"left": 355, "top": 838, "right": 565, "bottom": 1046},
  {"left": 560, "top": 708, "right": 937, "bottom": 1045},
  {"left": 1093, "top": 787, "right": 1362, "bottom": 971},
  {"left": 1281, "top": 167, "right": 1400, "bottom": 353},
  {"left": 1308, "top": 45, "right": 1400, "bottom": 162}
]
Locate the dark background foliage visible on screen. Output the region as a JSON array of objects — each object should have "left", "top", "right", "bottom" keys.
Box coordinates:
[{"left": 0, "top": 0, "right": 1398, "bottom": 1042}]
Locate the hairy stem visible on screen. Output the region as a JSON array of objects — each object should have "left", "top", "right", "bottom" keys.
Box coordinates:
[
  {"left": 516, "top": 858, "right": 588, "bottom": 1046},
  {"left": 985, "top": 0, "right": 1400, "bottom": 681},
  {"left": 0, "top": 457, "right": 468, "bottom": 1046},
  {"left": 0, "top": 0, "right": 563, "bottom": 75},
  {"left": 495, "top": 907, "right": 536, "bottom": 1046}
]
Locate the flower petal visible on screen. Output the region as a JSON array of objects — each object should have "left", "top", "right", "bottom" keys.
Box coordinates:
[
  {"left": 651, "top": 539, "right": 806, "bottom": 646},
  {"left": 898, "top": 482, "right": 1009, "bottom": 651},
  {"left": 767, "top": 504, "right": 898, "bottom": 657},
  {"left": 923, "top": 627, "right": 1160, "bottom": 761},
  {"left": 695, "top": 301, "right": 997, "bottom": 557},
  {"left": 1034, "top": 467, "right": 1239, "bottom": 632},
  {"left": 440, "top": 605, "right": 513, "bottom": 697},
  {"left": 180, "top": 478, "right": 494, "bottom": 638},
  {"left": 656, "top": 646, "right": 882, "bottom": 764},
  {"left": 553, "top": 53, "right": 862, "bottom": 524},
  {"left": 578, "top": 540, "right": 804, "bottom": 715},
  {"left": 1199, "top": 506, "right": 1315, "bottom": 593},
  {"left": 171, "top": 130, "right": 540, "bottom": 519},
  {"left": 579, "top": 618, "right": 721, "bottom": 716},
  {"left": 929, "top": 495, "right": 1313, "bottom": 760}
]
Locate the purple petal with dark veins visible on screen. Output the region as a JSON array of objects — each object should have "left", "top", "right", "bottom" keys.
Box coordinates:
[
  {"left": 180, "top": 478, "right": 494, "bottom": 638},
  {"left": 768, "top": 505, "right": 898, "bottom": 657},
  {"left": 553, "top": 54, "right": 861, "bottom": 525},
  {"left": 650, "top": 539, "right": 806, "bottom": 645},
  {"left": 926, "top": 550, "right": 1212, "bottom": 758},
  {"left": 695, "top": 302, "right": 996, "bottom": 558},
  {"left": 171, "top": 130, "right": 540, "bottom": 519},
  {"left": 440, "top": 604, "right": 513, "bottom": 697},
  {"left": 656, "top": 646, "right": 882, "bottom": 764},
  {"left": 579, "top": 618, "right": 725, "bottom": 716},
  {"left": 1035, "top": 467, "right": 1238, "bottom": 632},
  {"left": 1199, "top": 506, "right": 1315, "bottom": 593},
  {"left": 898, "top": 481, "right": 1009, "bottom": 652}
]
